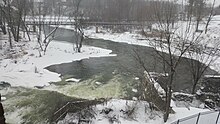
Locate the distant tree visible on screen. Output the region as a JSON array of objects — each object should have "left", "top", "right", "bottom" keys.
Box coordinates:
[
  {"left": 0, "top": 0, "right": 32, "bottom": 45},
  {"left": 13, "top": 0, "right": 28, "bottom": 42},
  {"left": 134, "top": 0, "right": 217, "bottom": 122},
  {"left": 187, "top": 0, "right": 206, "bottom": 31},
  {"left": 1, "top": 0, "right": 14, "bottom": 48},
  {"left": 182, "top": 0, "right": 218, "bottom": 94},
  {"left": 204, "top": 0, "right": 216, "bottom": 33},
  {"left": 69, "top": 0, "right": 85, "bottom": 53},
  {"left": 0, "top": 6, "right": 6, "bottom": 35},
  {"left": 31, "top": 1, "right": 60, "bottom": 56},
  {"left": 187, "top": 43, "right": 220, "bottom": 94}
]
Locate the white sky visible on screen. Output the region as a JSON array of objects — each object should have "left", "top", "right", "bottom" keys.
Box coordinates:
[
  {"left": 161, "top": 0, "right": 220, "bottom": 7},
  {"left": 206, "top": 0, "right": 220, "bottom": 7},
  {"left": 213, "top": 0, "right": 220, "bottom": 7}
]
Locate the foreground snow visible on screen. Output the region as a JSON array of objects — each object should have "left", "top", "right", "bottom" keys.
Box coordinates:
[
  {"left": 58, "top": 99, "right": 211, "bottom": 124},
  {"left": 0, "top": 38, "right": 116, "bottom": 87}
]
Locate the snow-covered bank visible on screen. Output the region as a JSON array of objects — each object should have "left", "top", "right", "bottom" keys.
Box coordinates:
[
  {"left": 59, "top": 25, "right": 150, "bottom": 47},
  {"left": 0, "top": 38, "right": 116, "bottom": 88},
  {"left": 59, "top": 15, "right": 220, "bottom": 73},
  {"left": 58, "top": 99, "right": 210, "bottom": 124}
]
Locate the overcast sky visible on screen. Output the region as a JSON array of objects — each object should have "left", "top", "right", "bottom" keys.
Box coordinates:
[
  {"left": 212, "top": 0, "right": 220, "bottom": 7},
  {"left": 171, "top": 0, "right": 220, "bottom": 7}
]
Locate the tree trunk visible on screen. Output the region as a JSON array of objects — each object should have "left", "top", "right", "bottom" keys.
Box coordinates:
[
  {"left": 8, "top": 27, "right": 12, "bottom": 49},
  {"left": 78, "top": 33, "right": 84, "bottom": 53},
  {"left": 192, "top": 80, "right": 197, "bottom": 94},
  {"left": 10, "top": 26, "right": 17, "bottom": 42},
  {"left": 96, "top": 26, "right": 99, "bottom": 33},
  {"left": 23, "top": 21, "right": 31, "bottom": 41},
  {"left": 192, "top": 76, "right": 200, "bottom": 94},
  {"left": 75, "top": 29, "right": 79, "bottom": 52},
  {"left": 164, "top": 71, "right": 175, "bottom": 122},
  {"left": 33, "top": 25, "right": 36, "bottom": 32},
  {"left": 195, "top": 20, "right": 200, "bottom": 32},
  {"left": 0, "top": 21, "right": 6, "bottom": 34},
  {"left": 16, "top": 23, "right": 21, "bottom": 42},
  {"left": 0, "top": 35, "right": 2, "bottom": 50}
]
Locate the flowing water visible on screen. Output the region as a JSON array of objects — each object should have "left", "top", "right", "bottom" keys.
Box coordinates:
[{"left": 46, "top": 27, "right": 216, "bottom": 93}]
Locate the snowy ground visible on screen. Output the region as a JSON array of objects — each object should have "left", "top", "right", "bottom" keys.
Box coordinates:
[
  {"left": 0, "top": 35, "right": 116, "bottom": 87},
  {"left": 85, "top": 16, "right": 220, "bottom": 73},
  {"left": 53, "top": 16, "right": 220, "bottom": 124},
  {"left": 58, "top": 99, "right": 211, "bottom": 124},
  {"left": 58, "top": 15, "right": 220, "bottom": 73},
  {"left": 1, "top": 15, "right": 220, "bottom": 123}
]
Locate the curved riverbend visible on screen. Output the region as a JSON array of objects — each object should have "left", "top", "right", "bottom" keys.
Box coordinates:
[{"left": 46, "top": 27, "right": 216, "bottom": 92}]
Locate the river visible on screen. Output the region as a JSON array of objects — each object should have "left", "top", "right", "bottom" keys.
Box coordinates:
[{"left": 46, "top": 27, "right": 216, "bottom": 93}]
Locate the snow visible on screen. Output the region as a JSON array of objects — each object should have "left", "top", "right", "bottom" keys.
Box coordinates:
[
  {"left": 204, "top": 74, "right": 220, "bottom": 78},
  {"left": 0, "top": 37, "right": 116, "bottom": 88},
  {"left": 145, "top": 71, "right": 166, "bottom": 95},
  {"left": 54, "top": 21, "right": 220, "bottom": 123},
  {"left": 58, "top": 99, "right": 213, "bottom": 124},
  {"left": 197, "top": 111, "right": 220, "bottom": 124},
  {"left": 58, "top": 99, "right": 163, "bottom": 124},
  {"left": 134, "top": 77, "right": 139, "bottom": 80},
  {"left": 168, "top": 107, "right": 213, "bottom": 124},
  {"left": 154, "top": 82, "right": 166, "bottom": 95},
  {"left": 132, "top": 89, "right": 138, "bottom": 93},
  {"left": 95, "top": 81, "right": 102, "bottom": 85},
  {"left": 1, "top": 13, "right": 220, "bottom": 124},
  {"left": 65, "top": 78, "right": 81, "bottom": 82},
  {"left": 172, "top": 92, "right": 194, "bottom": 97},
  {"left": 59, "top": 25, "right": 150, "bottom": 47},
  {"left": 81, "top": 15, "right": 220, "bottom": 73},
  {"left": 1, "top": 96, "right": 6, "bottom": 101}
]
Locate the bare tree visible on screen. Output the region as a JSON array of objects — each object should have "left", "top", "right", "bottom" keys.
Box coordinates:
[
  {"left": 1, "top": 0, "right": 14, "bottom": 48},
  {"left": 187, "top": 0, "right": 206, "bottom": 32},
  {"left": 184, "top": 0, "right": 218, "bottom": 94},
  {"left": 187, "top": 32, "right": 220, "bottom": 94},
  {"left": 70, "top": 0, "right": 85, "bottom": 53},
  {"left": 14, "top": 0, "right": 27, "bottom": 42},
  {"left": 132, "top": 48, "right": 168, "bottom": 113},
  {"left": 0, "top": 6, "right": 6, "bottom": 35},
  {"left": 0, "top": 0, "right": 32, "bottom": 48},
  {"left": 149, "top": 2, "right": 182, "bottom": 121},
  {"left": 204, "top": 0, "right": 216, "bottom": 33},
  {"left": 32, "top": 1, "right": 61, "bottom": 56},
  {"left": 134, "top": 0, "right": 216, "bottom": 122}
]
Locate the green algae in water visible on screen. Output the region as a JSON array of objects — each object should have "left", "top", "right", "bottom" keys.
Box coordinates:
[
  {"left": 2, "top": 74, "right": 139, "bottom": 123},
  {"left": 63, "top": 74, "right": 134, "bottom": 99},
  {"left": 3, "top": 88, "right": 82, "bottom": 124}
]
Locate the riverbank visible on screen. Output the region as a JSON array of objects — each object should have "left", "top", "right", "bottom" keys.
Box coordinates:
[
  {"left": 0, "top": 35, "right": 116, "bottom": 88},
  {"left": 0, "top": 22, "right": 218, "bottom": 123},
  {"left": 58, "top": 99, "right": 210, "bottom": 124},
  {"left": 58, "top": 15, "right": 220, "bottom": 73}
]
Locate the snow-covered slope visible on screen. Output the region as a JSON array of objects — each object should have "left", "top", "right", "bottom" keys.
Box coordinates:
[
  {"left": 58, "top": 99, "right": 210, "bottom": 124},
  {"left": 0, "top": 37, "right": 116, "bottom": 87}
]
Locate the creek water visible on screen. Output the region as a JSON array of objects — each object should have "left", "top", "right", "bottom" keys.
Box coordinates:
[{"left": 46, "top": 27, "right": 216, "bottom": 93}]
